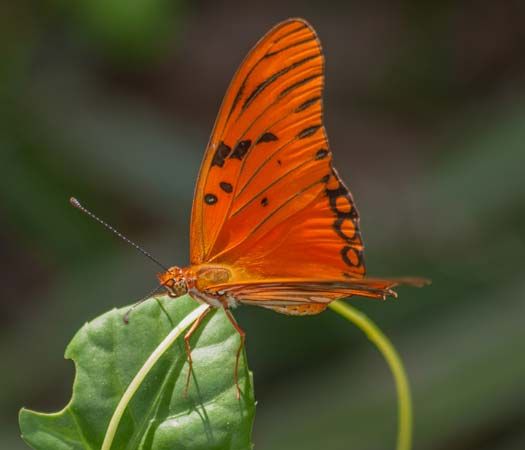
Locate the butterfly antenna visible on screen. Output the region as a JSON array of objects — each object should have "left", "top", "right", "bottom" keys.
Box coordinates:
[
  {"left": 70, "top": 197, "right": 169, "bottom": 271},
  {"left": 123, "top": 284, "right": 165, "bottom": 324}
]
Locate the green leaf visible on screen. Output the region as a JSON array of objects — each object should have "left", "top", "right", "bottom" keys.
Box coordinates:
[{"left": 19, "top": 295, "right": 255, "bottom": 450}]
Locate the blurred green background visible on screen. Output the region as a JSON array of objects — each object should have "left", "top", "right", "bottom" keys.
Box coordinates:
[{"left": 2, "top": 1, "right": 525, "bottom": 449}]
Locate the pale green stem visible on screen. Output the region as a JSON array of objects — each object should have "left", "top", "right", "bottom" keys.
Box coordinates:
[
  {"left": 101, "top": 303, "right": 210, "bottom": 450},
  {"left": 328, "top": 300, "right": 412, "bottom": 450}
]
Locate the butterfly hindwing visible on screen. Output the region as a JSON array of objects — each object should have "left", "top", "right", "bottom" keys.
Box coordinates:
[{"left": 207, "top": 277, "right": 429, "bottom": 314}]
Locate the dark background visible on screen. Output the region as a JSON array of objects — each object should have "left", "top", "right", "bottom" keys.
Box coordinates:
[{"left": 2, "top": 1, "right": 525, "bottom": 449}]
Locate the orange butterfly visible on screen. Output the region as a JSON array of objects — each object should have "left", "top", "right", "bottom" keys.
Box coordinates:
[
  {"left": 73, "top": 18, "right": 428, "bottom": 398},
  {"left": 158, "top": 18, "right": 427, "bottom": 396}
]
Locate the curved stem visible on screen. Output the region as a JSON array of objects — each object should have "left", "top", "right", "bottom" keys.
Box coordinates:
[
  {"left": 101, "top": 303, "right": 210, "bottom": 450},
  {"left": 328, "top": 300, "right": 412, "bottom": 450}
]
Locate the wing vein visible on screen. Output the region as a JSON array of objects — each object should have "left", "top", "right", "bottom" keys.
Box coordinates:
[
  {"left": 210, "top": 179, "right": 323, "bottom": 261},
  {"left": 231, "top": 158, "right": 314, "bottom": 216},
  {"left": 240, "top": 54, "right": 321, "bottom": 114},
  {"left": 235, "top": 132, "right": 324, "bottom": 199}
]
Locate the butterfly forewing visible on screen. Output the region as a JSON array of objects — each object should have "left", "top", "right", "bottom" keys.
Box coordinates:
[
  {"left": 190, "top": 18, "right": 366, "bottom": 282},
  {"left": 191, "top": 20, "right": 319, "bottom": 262}
]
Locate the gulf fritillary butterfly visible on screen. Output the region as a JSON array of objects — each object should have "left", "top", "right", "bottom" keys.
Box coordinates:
[
  {"left": 73, "top": 18, "right": 428, "bottom": 398},
  {"left": 156, "top": 18, "right": 428, "bottom": 397}
]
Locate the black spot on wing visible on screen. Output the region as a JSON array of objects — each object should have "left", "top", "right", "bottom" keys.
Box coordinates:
[
  {"left": 341, "top": 246, "right": 363, "bottom": 268},
  {"left": 334, "top": 217, "right": 358, "bottom": 240},
  {"left": 326, "top": 186, "right": 358, "bottom": 219},
  {"left": 261, "top": 197, "right": 269, "bottom": 207},
  {"left": 295, "top": 96, "right": 321, "bottom": 112},
  {"left": 257, "top": 132, "right": 278, "bottom": 144},
  {"left": 220, "top": 182, "right": 233, "bottom": 193},
  {"left": 230, "top": 140, "right": 252, "bottom": 160},
  {"left": 298, "top": 125, "right": 321, "bottom": 139},
  {"left": 204, "top": 193, "right": 218, "bottom": 205},
  {"left": 316, "top": 149, "right": 329, "bottom": 160},
  {"left": 325, "top": 168, "right": 365, "bottom": 272},
  {"left": 211, "top": 142, "right": 231, "bottom": 168}
]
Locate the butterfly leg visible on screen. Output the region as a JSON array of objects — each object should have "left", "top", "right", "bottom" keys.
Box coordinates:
[
  {"left": 224, "top": 309, "right": 245, "bottom": 399},
  {"left": 183, "top": 305, "right": 211, "bottom": 396}
]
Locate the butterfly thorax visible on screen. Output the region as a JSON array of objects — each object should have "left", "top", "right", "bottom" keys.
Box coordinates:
[{"left": 158, "top": 264, "right": 238, "bottom": 309}]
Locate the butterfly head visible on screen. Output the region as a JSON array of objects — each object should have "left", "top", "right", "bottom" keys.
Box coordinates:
[{"left": 158, "top": 266, "right": 189, "bottom": 298}]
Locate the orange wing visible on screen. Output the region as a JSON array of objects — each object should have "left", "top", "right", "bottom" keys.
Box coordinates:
[
  {"left": 190, "top": 18, "right": 365, "bottom": 281},
  {"left": 211, "top": 278, "right": 428, "bottom": 315}
]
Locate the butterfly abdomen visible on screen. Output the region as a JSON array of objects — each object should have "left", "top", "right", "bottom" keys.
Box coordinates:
[{"left": 260, "top": 303, "right": 328, "bottom": 316}]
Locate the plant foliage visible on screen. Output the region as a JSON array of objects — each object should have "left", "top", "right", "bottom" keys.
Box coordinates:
[{"left": 19, "top": 295, "right": 255, "bottom": 450}]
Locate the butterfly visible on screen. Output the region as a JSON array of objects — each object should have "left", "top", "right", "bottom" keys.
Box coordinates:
[
  {"left": 151, "top": 18, "right": 428, "bottom": 397},
  {"left": 73, "top": 18, "right": 428, "bottom": 398}
]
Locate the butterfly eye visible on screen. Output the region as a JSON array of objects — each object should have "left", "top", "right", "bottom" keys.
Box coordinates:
[{"left": 174, "top": 280, "right": 188, "bottom": 296}]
